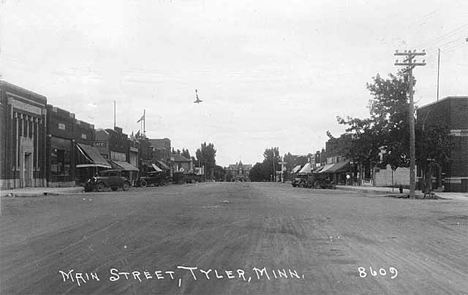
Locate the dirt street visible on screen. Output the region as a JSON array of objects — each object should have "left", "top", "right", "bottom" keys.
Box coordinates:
[{"left": 1, "top": 182, "right": 467, "bottom": 295}]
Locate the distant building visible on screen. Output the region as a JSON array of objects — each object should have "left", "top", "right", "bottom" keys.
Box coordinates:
[
  {"left": 148, "top": 138, "right": 171, "bottom": 162},
  {"left": 94, "top": 127, "right": 139, "bottom": 182},
  {"left": 417, "top": 96, "right": 468, "bottom": 192},
  {"left": 226, "top": 161, "right": 252, "bottom": 182},
  {"left": 170, "top": 154, "right": 193, "bottom": 174},
  {"left": 0, "top": 81, "right": 47, "bottom": 189}
]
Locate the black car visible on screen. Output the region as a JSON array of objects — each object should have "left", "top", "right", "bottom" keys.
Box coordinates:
[
  {"left": 291, "top": 173, "right": 315, "bottom": 188},
  {"left": 84, "top": 170, "right": 131, "bottom": 192},
  {"left": 136, "top": 171, "right": 169, "bottom": 187}
]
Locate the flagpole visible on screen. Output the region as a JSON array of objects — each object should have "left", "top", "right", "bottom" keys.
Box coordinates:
[{"left": 143, "top": 109, "right": 146, "bottom": 135}]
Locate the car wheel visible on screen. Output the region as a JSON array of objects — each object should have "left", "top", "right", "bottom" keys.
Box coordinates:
[
  {"left": 161, "top": 180, "right": 166, "bottom": 186},
  {"left": 111, "top": 187, "right": 118, "bottom": 191},
  {"left": 96, "top": 182, "right": 105, "bottom": 192},
  {"left": 314, "top": 181, "right": 320, "bottom": 189},
  {"left": 122, "top": 182, "right": 130, "bottom": 191},
  {"left": 140, "top": 180, "right": 147, "bottom": 188}
]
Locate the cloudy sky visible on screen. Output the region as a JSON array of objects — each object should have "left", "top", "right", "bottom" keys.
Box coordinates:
[{"left": 1, "top": 0, "right": 467, "bottom": 166}]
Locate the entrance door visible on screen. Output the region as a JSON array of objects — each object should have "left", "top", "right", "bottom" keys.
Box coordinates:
[{"left": 24, "top": 153, "right": 33, "bottom": 187}]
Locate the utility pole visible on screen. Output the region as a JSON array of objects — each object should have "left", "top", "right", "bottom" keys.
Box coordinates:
[
  {"left": 437, "top": 48, "right": 440, "bottom": 101},
  {"left": 394, "top": 49, "right": 426, "bottom": 199}
]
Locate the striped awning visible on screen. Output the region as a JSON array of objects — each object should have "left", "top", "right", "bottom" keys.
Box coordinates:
[
  {"left": 157, "top": 160, "right": 170, "bottom": 170},
  {"left": 318, "top": 163, "right": 336, "bottom": 174},
  {"left": 111, "top": 160, "right": 139, "bottom": 171},
  {"left": 76, "top": 143, "right": 111, "bottom": 168},
  {"left": 298, "top": 163, "right": 312, "bottom": 174},
  {"left": 291, "top": 165, "right": 303, "bottom": 174},
  {"left": 152, "top": 164, "right": 163, "bottom": 172},
  {"left": 326, "top": 160, "right": 350, "bottom": 173}
]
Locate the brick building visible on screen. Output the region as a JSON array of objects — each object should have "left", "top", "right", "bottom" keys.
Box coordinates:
[
  {"left": 0, "top": 81, "right": 47, "bottom": 189},
  {"left": 417, "top": 96, "right": 468, "bottom": 192},
  {"left": 226, "top": 161, "right": 252, "bottom": 182},
  {"left": 148, "top": 138, "right": 171, "bottom": 163},
  {"left": 95, "top": 127, "right": 139, "bottom": 182},
  {"left": 46, "top": 104, "right": 97, "bottom": 187}
]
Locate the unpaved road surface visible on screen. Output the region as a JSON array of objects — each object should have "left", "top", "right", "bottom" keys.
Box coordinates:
[{"left": 1, "top": 182, "right": 467, "bottom": 295}]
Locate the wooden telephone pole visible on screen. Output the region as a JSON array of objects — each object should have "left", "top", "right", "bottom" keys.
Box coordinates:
[{"left": 394, "top": 50, "right": 426, "bottom": 198}]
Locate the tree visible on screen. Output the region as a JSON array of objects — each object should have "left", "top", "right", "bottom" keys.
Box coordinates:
[
  {"left": 181, "top": 149, "right": 191, "bottom": 159},
  {"left": 248, "top": 163, "right": 266, "bottom": 182},
  {"left": 416, "top": 121, "right": 453, "bottom": 194},
  {"left": 337, "top": 71, "right": 453, "bottom": 190},
  {"left": 196, "top": 142, "right": 217, "bottom": 179},
  {"left": 263, "top": 147, "right": 280, "bottom": 181}
]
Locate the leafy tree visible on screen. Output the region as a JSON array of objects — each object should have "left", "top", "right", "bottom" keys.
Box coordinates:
[
  {"left": 248, "top": 163, "right": 265, "bottom": 182},
  {"left": 416, "top": 121, "right": 453, "bottom": 193},
  {"left": 181, "top": 148, "right": 191, "bottom": 159},
  {"left": 337, "top": 72, "right": 411, "bottom": 171},
  {"left": 196, "top": 142, "right": 217, "bottom": 179},
  {"left": 337, "top": 71, "right": 453, "bottom": 190},
  {"left": 263, "top": 147, "right": 280, "bottom": 181}
]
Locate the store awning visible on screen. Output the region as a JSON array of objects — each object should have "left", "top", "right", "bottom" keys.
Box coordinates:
[
  {"left": 76, "top": 143, "right": 111, "bottom": 168},
  {"left": 291, "top": 165, "right": 303, "bottom": 174},
  {"left": 298, "top": 163, "right": 312, "bottom": 174},
  {"left": 152, "top": 164, "right": 163, "bottom": 172},
  {"left": 318, "top": 163, "right": 335, "bottom": 173},
  {"left": 111, "top": 160, "right": 139, "bottom": 171},
  {"left": 157, "top": 160, "right": 170, "bottom": 170},
  {"left": 326, "top": 160, "right": 350, "bottom": 173}
]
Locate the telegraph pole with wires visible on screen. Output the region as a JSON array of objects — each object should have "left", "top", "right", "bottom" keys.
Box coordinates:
[{"left": 394, "top": 49, "right": 426, "bottom": 199}]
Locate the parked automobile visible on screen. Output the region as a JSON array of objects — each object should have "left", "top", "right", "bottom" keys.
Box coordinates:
[
  {"left": 172, "top": 172, "right": 202, "bottom": 184},
  {"left": 84, "top": 170, "right": 131, "bottom": 192},
  {"left": 136, "top": 171, "right": 169, "bottom": 187},
  {"left": 291, "top": 173, "right": 315, "bottom": 188},
  {"left": 313, "top": 178, "right": 336, "bottom": 189}
]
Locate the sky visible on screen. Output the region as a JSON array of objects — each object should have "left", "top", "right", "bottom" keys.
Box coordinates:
[{"left": 1, "top": 0, "right": 467, "bottom": 166}]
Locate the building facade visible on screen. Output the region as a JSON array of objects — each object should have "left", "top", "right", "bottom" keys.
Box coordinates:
[
  {"left": 0, "top": 81, "right": 47, "bottom": 189},
  {"left": 46, "top": 104, "right": 95, "bottom": 187},
  {"left": 148, "top": 138, "right": 171, "bottom": 163},
  {"left": 417, "top": 96, "right": 468, "bottom": 192},
  {"left": 94, "top": 127, "right": 138, "bottom": 182},
  {"left": 226, "top": 161, "right": 252, "bottom": 182}
]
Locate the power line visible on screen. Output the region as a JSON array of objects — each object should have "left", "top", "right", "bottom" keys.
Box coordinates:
[{"left": 416, "top": 23, "right": 468, "bottom": 49}]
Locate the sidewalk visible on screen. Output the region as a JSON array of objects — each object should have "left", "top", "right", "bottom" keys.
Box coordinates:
[
  {"left": 1, "top": 186, "right": 84, "bottom": 198},
  {"left": 336, "top": 185, "right": 468, "bottom": 201}
]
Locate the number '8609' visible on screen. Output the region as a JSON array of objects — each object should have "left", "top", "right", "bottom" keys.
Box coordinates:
[{"left": 358, "top": 267, "right": 398, "bottom": 279}]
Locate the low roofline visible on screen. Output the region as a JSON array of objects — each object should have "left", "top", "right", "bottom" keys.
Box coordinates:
[
  {"left": 0, "top": 80, "right": 47, "bottom": 101},
  {"left": 418, "top": 96, "right": 468, "bottom": 110}
]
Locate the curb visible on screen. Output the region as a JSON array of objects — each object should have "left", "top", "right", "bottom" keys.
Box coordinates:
[
  {"left": 336, "top": 186, "right": 401, "bottom": 194},
  {"left": 1, "top": 188, "right": 84, "bottom": 198}
]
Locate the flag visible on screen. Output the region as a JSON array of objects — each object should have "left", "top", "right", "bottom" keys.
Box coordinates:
[{"left": 137, "top": 112, "right": 145, "bottom": 123}]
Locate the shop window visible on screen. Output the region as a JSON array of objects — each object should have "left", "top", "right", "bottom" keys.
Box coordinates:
[{"left": 51, "top": 148, "right": 71, "bottom": 177}]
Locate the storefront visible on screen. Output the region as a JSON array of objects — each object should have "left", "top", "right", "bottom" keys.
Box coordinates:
[{"left": 76, "top": 143, "right": 111, "bottom": 184}]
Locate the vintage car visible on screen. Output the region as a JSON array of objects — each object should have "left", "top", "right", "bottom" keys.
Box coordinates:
[
  {"left": 136, "top": 171, "right": 169, "bottom": 187},
  {"left": 172, "top": 172, "right": 202, "bottom": 184},
  {"left": 84, "top": 170, "right": 131, "bottom": 192},
  {"left": 313, "top": 178, "right": 336, "bottom": 189},
  {"left": 291, "top": 173, "right": 316, "bottom": 188}
]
